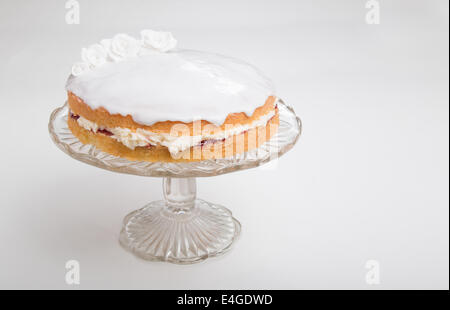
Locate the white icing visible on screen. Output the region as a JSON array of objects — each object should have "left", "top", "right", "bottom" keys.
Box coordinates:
[
  {"left": 71, "top": 61, "right": 90, "bottom": 76},
  {"left": 110, "top": 33, "right": 140, "bottom": 59},
  {"left": 141, "top": 30, "right": 177, "bottom": 52},
  {"left": 73, "top": 101, "right": 277, "bottom": 156},
  {"left": 82, "top": 44, "right": 108, "bottom": 67},
  {"left": 71, "top": 30, "right": 177, "bottom": 76},
  {"left": 67, "top": 49, "right": 275, "bottom": 126}
]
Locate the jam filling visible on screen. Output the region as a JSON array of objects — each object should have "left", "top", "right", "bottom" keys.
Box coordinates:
[
  {"left": 71, "top": 108, "right": 276, "bottom": 151},
  {"left": 69, "top": 113, "right": 80, "bottom": 120},
  {"left": 71, "top": 113, "right": 113, "bottom": 136},
  {"left": 97, "top": 128, "right": 113, "bottom": 136},
  {"left": 200, "top": 138, "right": 226, "bottom": 147}
]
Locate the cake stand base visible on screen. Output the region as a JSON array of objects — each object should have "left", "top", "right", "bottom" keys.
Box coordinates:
[{"left": 119, "top": 177, "right": 241, "bottom": 264}]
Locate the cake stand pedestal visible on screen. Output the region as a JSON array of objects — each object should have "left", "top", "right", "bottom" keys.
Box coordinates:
[
  {"left": 49, "top": 100, "right": 301, "bottom": 264},
  {"left": 120, "top": 177, "right": 240, "bottom": 263}
]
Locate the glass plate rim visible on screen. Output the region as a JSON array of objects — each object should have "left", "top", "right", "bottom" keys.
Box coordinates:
[{"left": 48, "top": 99, "right": 302, "bottom": 178}]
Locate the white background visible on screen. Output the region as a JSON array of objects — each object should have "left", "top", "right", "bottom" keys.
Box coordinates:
[{"left": 0, "top": 0, "right": 448, "bottom": 289}]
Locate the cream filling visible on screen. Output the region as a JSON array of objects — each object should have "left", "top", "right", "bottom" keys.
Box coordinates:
[{"left": 73, "top": 103, "right": 277, "bottom": 156}]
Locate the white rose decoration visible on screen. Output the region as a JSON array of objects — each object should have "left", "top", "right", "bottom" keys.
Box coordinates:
[
  {"left": 99, "top": 39, "right": 119, "bottom": 62},
  {"left": 71, "top": 61, "right": 90, "bottom": 76},
  {"left": 141, "top": 30, "right": 177, "bottom": 52},
  {"left": 70, "top": 30, "right": 179, "bottom": 76},
  {"left": 109, "top": 33, "right": 140, "bottom": 60},
  {"left": 81, "top": 43, "right": 108, "bottom": 67}
]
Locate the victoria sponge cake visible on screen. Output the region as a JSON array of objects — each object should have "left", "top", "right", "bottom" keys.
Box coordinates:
[{"left": 66, "top": 30, "right": 279, "bottom": 162}]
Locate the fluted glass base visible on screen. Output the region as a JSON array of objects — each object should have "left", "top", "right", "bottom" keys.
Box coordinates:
[{"left": 119, "top": 178, "right": 241, "bottom": 264}]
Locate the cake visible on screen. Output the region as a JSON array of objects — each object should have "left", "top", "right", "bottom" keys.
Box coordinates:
[{"left": 66, "top": 30, "right": 279, "bottom": 162}]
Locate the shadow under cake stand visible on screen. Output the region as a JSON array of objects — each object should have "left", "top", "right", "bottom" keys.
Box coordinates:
[{"left": 48, "top": 100, "right": 302, "bottom": 264}]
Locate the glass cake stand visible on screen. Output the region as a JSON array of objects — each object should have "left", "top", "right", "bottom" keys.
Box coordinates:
[{"left": 48, "top": 100, "right": 302, "bottom": 264}]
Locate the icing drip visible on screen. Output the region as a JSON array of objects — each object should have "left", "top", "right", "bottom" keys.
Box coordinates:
[{"left": 66, "top": 49, "right": 275, "bottom": 126}]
